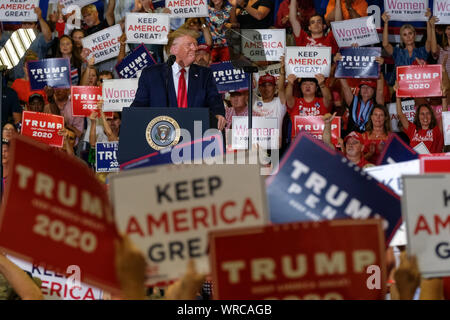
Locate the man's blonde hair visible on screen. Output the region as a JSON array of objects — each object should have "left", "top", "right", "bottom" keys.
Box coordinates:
[
  {"left": 81, "top": 4, "right": 97, "bottom": 16},
  {"left": 165, "top": 29, "right": 198, "bottom": 55}
]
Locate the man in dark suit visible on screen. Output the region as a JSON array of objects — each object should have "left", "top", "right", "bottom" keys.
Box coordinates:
[{"left": 130, "top": 32, "right": 226, "bottom": 130}]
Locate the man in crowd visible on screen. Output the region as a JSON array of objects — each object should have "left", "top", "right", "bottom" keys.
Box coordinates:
[{"left": 195, "top": 44, "right": 212, "bottom": 67}]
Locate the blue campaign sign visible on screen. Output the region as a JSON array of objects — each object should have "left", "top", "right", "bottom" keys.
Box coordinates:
[
  {"left": 210, "top": 61, "right": 249, "bottom": 93},
  {"left": 335, "top": 47, "right": 380, "bottom": 79},
  {"left": 266, "top": 133, "right": 402, "bottom": 245},
  {"left": 378, "top": 133, "right": 418, "bottom": 165},
  {"left": 27, "top": 58, "right": 71, "bottom": 90},
  {"left": 115, "top": 44, "right": 156, "bottom": 79},
  {"left": 120, "top": 134, "right": 224, "bottom": 170},
  {"left": 96, "top": 142, "right": 120, "bottom": 173}
]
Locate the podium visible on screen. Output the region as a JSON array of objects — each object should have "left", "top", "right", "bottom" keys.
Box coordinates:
[{"left": 118, "top": 107, "right": 210, "bottom": 164}]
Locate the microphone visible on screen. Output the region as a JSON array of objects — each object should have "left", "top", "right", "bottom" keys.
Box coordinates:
[{"left": 167, "top": 55, "right": 176, "bottom": 67}]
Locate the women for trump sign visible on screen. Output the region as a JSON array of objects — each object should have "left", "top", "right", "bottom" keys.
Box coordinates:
[{"left": 331, "top": 16, "right": 379, "bottom": 48}]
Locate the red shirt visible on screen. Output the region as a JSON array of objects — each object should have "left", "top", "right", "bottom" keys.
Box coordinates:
[
  {"left": 361, "top": 132, "right": 388, "bottom": 165},
  {"left": 356, "top": 157, "right": 371, "bottom": 168},
  {"left": 294, "top": 29, "right": 338, "bottom": 54},
  {"left": 404, "top": 123, "right": 444, "bottom": 154},
  {"left": 288, "top": 97, "right": 329, "bottom": 138}
]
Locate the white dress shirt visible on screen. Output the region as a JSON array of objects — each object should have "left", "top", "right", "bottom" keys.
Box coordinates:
[{"left": 172, "top": 62, "right": 190, "bottom": 98}]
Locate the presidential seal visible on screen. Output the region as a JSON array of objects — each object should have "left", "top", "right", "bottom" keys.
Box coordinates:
[{"left": 145, "top": 116, "right": 181, "bottom": 150}]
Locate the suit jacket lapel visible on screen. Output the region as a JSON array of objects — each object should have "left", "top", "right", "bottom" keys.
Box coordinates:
[
  {"left": 165, "top": 63, "right": 177, "bottom": 108},
  {"left": 187, "top": 64, "right": 199, "bottom": 108}
]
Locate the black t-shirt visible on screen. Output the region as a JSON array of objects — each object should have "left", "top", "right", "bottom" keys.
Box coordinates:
[
  {"left": 86, "top": 19, "right": 110, "bottom": 36},
  {"left": 237, "top": 0, "right": 273, "bottom": 29},
  {"left": 2, "top": 86, "right": 21, "bottom": 126}
]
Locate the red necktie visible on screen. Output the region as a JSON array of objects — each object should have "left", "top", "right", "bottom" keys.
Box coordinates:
[{"left": 177, "top": 68, "right": 188, "bottom": 108}]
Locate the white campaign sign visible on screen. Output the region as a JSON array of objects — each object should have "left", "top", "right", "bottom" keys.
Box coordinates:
[
  {"left": 125, "top": 13, "right": 170, "bottom": 45},
  {"left": 402, "top": 175, "right": 450, "bottom": 278},
  {"left": 0, "top": 0, "right": 39, "bottom": 21},
  {"left": 60, "top": 0, "right": 96, "bottom": 7},
  {"left": 81, "top": 24, "right": 127, "bottom": 64},
  {"left": 434, "top": 0, "right": 450, "bottom": 24},
  {"left": 286, "top": 46, "right": 331, "bottom": 78},
  {"left": 232, "top": 117, "right": 279, "bottom": 149},
  {"left": 102, "top": 79, "right": 139, "bottom": 112},
  {"left": 443, "top": 111, "right": 450, "bottom": 145},
  {"left": 166, "top": 0, "right": 208, "bottom": 18},
  {"left": 331, "top": 16, "right": 379, "bottom": 47},
  {"left": 110, "top": 164, "right": 268, "bottom": 286},
  {"left": 241, "top": 29, "right": 286, "bottom": 62},
  {"left": 365, "top": 159, "right": 420, "bottom": 247},
  {"left": 388, "top": 100, "right": 415, "bottom": 132},
  {"left": 7, "top": 255, "right": 103, "bottom": 300},
  {"left": 384, "top": 0, "right": 428, "bottom": 22}
]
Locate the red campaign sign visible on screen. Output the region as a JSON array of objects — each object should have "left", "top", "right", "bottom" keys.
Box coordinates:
[
  {"left": 210, "top": 219, "right": 386, "bottom": 300},
  {"left": 71, "top": 86, "right": 114, "bottom": 118},
  {"left": 397, "top": 65, "right": 442, "bottom": 98},
  {"left": 294, "top": 116, "right": 341, "bottom": 146},
  {"left": 419, "top": 154, "right": 450, "bottom": 173},
  {"left": 21, "top": 111, "right": 65, "bottom": 148},
  {"left": 0, "top": 136, "right": 121, "bottom": 293}
]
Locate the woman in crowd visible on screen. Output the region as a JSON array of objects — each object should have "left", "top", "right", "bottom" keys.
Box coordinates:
[
  {"left": 70, "top": 29, "right": 85, "bottom": 58},
  {"left": 382, "top": 9, "right": 438, "bottom": 84},
  {"left": 230, "top": 0, "right": 272, "bottom": 29},
  {"left": 396, "top": 97, "right": 446, "bottom": 154},
  {"left": 206, "top": 0, "right": 234, "bottom": 62},
  {"left": 55, "top": 35, "right": 83, "bottom": 85},
  {"left": 335, "top": 54, "right": 385, "bottom": 134},
  {"left": 361, "top": 104, "right": 391, "bottom": 164},
  {"left": 395, "top": 78, "right": 447, "bottom": 153}
]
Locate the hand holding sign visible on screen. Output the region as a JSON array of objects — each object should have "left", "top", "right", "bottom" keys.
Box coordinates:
[
  {"left": 115, "top": 234, "right": 147, "bottom": 300},
  {"left": 394, "top": 251, "right": 421, "bottom": 300},
  {"left": 165, "top": 260, "right": 206, "bottom": 300}
]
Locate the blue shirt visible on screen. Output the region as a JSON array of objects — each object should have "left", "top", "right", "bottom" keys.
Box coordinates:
[{"left": 393, "top": 46, "right": 429, "bottom": 67}]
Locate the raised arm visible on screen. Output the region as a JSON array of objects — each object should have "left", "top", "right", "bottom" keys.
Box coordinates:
[
  {"left": 375, "top": 56, "right": 385, "bottom": 105},
  {"left": 285, "top": 74, "right": 297, "bottom": 109},
  {"left": 200, "top": 18, "right": 213, "bottom": 47},
  {"left": 0, "top": 254, "right": 44, "bottom": 300},
  {"left": 237, "top": 0, "right": 271, "bottom": 21},
  {"left": 288, "top": 0, "right": 301, "bottom": 38},
  {"left": 382, "top": 12, "right": 394, "bottom": 56},
  {"left": 89, "top": 112, "right": 98, "bottom": 148},
  {"left": 35, "top": 7, "right": 52, "bottom": 43},
  {"left": 427, "top": 14, "right": 439, "bottom": 56},
  {"left": 395, "top": 92, "right": 410, "bottom": 131},
  {"left": 117, "top": 33, "right": 127, "bottom": 64},
  {"left": 334, "top": 0, "right": 343, "bottom": 22},
  {"left": 80, "top": 57, "right": 95, "bottom": 86},
  {"left": 278, "top": 56, "right": 287, "bottom": 105},
  {"left": 316, "top": 74, "right": 332, "bottom": 110},
  {"left": 322, "top": 112, "right": 337, "bottom": 149},
  {"left": 105, "top": 0, "right": 116, "bottom": 26}
]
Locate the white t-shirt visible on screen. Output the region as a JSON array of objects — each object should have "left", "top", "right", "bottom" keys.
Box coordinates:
[
  {"left": 252, "top": 96, "right": 287, "bottom": 136},
  {"left": 83, "top": 121, "right": 109, "bottom": 145}
]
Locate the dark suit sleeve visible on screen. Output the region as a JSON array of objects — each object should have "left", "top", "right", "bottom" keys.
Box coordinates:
[
  {"left": 205, "top": 68, "right": 225, "bottom": 117},
  {"left": 130, "top": 67, "right": 151, "bottom": 108}
]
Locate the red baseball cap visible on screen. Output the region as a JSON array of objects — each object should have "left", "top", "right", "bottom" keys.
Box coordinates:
[
  {"left": 196, "top": 44, "right": 211, "bottom": 54},
  {"left": 258, "top": 73, "right": 276, "bottom": 85},
  {"left": 344, "top": 131, "right": 364, "bottom": 145},
  {"left": 359, "top": 80, "right": 376, "bottom": 89}
]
